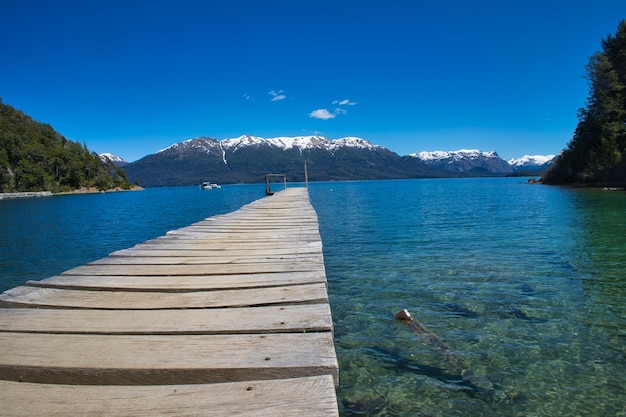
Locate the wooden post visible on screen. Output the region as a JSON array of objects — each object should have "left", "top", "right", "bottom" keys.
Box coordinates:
[
  {"left": 264, "top": 174, "right": 287, "bottom": 196},
  {"left": 265, "top": 175, "right": 273, "bottom": 196},
  {"left": 304, "top": 161, "right": 309, "bottom": 189}
]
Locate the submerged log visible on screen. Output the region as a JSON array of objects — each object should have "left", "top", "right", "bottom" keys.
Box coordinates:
[
  {"left": 394, "top": 309, "right": 514, "bottom": 402},
  {"left": 394, "top": 309, "right": 469, "bottom": 372}
]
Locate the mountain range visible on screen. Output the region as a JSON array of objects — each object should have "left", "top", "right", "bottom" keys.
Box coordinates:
[
  {"left": 115, "top": 135, "right": 555, "bottom": 187},
  {"left": 411, "top": 150, "right": 555, "bottom": 174}
]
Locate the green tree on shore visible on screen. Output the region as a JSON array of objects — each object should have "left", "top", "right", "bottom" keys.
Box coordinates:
[
  {"left": 0, "top": 102, "right": 131, "bottom": 193},
  {"left": 543, "top": 20, "right": 626, "bottom": 186}
]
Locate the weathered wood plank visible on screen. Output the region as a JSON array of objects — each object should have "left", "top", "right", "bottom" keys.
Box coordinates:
[
  {"left": 90, "top": 255, "right": 324, "bottom": 265},
  {"left": 0, "top": 304, "right": 332, "bottom": 334},
  {"left": 27, "top": 271, "right": 326, "bottom": 291},
  {"left": 157, "top": 235, "right": 322, "bottom": 243},
  {"left": 139, "top": 237, "right": 322, "bottom": 245},
  {"left": 62, "top": 262, "right": 325, "bottom": 276},
  {"left": 0, "top": 283, "right": 328, "bottom": 309},
  {"left": 0, "top": 332, "right": 339, "bottom": 385},
  {"left": 109, "top": 247, "right": 321, "bottom": 257},
  {"left": 172, "top": 222, "right": 321, "bottom": 230},
  {"left": 0, "top": 375, "right": 339, "bottom": 417},
  {"left": 165, "top": 227, "right": 321, "bottom": 236},
  {"left": 136, "top": 240, "right": 323, "bottom": 251}
]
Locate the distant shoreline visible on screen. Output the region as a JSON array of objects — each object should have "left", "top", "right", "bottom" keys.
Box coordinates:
[
  {"left": 1, "top": 186, "right": 144, "bottom": 200},
  {"left": 53, "top": 185, "right": 144, "bottom": 195}
]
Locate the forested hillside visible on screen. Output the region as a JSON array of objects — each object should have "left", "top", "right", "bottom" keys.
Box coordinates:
[
  {"left": 0, "top": 102, "right": 131, "bottom": 192},
  {"left": 543, "top": 20, "right": 626, "bottom": 186}
]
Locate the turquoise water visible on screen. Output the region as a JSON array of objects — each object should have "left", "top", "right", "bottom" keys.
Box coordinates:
[
  {"left": 1, "top": 178, "right": 625, "bottom": 416},
  {"left": 308, "top": 178, "right": 626, "bottom": 416}
]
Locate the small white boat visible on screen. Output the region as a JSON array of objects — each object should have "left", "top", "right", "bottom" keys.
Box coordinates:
[
  {"left": 200, "top": 182, "right": 213, "bottom": 190},
  {"left": 210, "top": 183, "right": 221, "bottom": 189}
]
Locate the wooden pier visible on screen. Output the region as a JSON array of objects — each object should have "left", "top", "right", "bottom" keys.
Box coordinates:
[{"left": 0, "top": 187, "right": 339, "bottom": 416}]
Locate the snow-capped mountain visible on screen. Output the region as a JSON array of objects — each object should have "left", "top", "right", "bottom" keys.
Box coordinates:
[
  {"left": 409, "top": 149, "right": 514, "bottom": 175},
  {"left": 159, "top": 135, "right": 382, "bottom": 155},
  {"left": 99, "top": 153, "right": 128, "bottom": 166},
  {"left": 123, "top": 136, "right": 556, "bottom": 186},
  {"left": 508, "top": 155, "right": 556, "bottom": 171},
  {"left": 124, "top": 135, "right": 439, "bottom": 186}
]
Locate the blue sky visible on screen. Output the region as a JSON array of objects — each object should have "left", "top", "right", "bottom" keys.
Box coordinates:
[{"left": 2, "top": 0, "right": 625, "bottom": 162}]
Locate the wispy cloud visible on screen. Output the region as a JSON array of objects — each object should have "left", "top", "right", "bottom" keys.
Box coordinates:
[
  {"left": 243, "top": 93, "right": 252, "bottom": 100},
  {"left": 268, "top": 90, "right": 286, "bottom": 101},
  {"left": 332, "top": 99, "right": 358, "bottom": 106},
  {"left": 309, "top": 98, "right": 356, "bottom": 120},
  {"left": 308, "top": 108, "right": 346, "bottom": 120}
]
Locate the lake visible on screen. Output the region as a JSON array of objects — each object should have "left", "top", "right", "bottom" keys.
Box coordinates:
[{"left": 1, "top": 178, "right": 625, "bottom": 416}]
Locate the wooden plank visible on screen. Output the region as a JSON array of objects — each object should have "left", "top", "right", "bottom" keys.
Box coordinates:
[
  {"left": 173, "top": 222, "right": 320, "bottom": 228},
  {"left": 27, "top": 271, "right": 327, "bottom": 291},
  {"left": 0, "top": 375, "right": 339, "bottom": 417},
  {"left": 165, "top": 228, "right": 321, "bottom": 236},
  {"left": 61, "top": 262, "right": 325, "bottom": 276},
  {"left": 171, "top": 223, "right": 321, "bottom": 230},
  {"left": 89, "top": 255, "right": 324, "bottom": 265},
  {"left": 109, "top": 247, "right": 322, "bottom": 257},
  {"left": 0, "top": 332, "right": 339, "bottom": 385},
  {"left": 0, "top": 304, "right": 332, "bottom": 334},
  {"left": 0, "top": 283, "right": 328, "bottom": 309},
  {"left": 130, "top": 240, "right": 323, "bottom": 251},
  {"left": 157, "top": 235, "right": 322, "bottom": 243}
]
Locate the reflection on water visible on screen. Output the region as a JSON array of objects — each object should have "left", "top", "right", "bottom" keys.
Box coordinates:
[{"left": 309, "top": 179, "right": 625, "bottom": 417}]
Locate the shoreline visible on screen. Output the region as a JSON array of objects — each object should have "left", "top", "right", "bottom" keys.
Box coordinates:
[
  {"left": 53, "top": 185, "right": 144, "bottom": 195},
  {"left": 1, "top": 186, "right": 144, "bottom": 200}
]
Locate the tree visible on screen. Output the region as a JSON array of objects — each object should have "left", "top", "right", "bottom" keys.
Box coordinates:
[
  {"left": 543, "top": 20, "right": 626, "bottom": 186},
  {"left": 0, "top": 102, "right": 132, "bottom": 192}
]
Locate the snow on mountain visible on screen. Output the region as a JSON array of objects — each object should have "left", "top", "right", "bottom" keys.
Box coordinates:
[
  {"left": 333, "top": 136, "right": 381, "bottom": 150},
  {"left": 157, "top": 137, "right": 222, "bottom": 154},
  {"left": 409, "top": 149, "right": 513, "bottom": 174},
  {"left": 99, "top": 153, "right": 127, "bottom": 165},
  {"left": 265, "top": 136, "right": 329, "bottom": 150},
  {"left": 167, "top": 135, "right": 382, "bottom": 154},
  {"left": 410, "top": 149, "right": 499, "bottom": 162},
  {"left": 219, "top": 135, "right": 269, "bottom": 152},
  {"left": 508, "top": 155, "right": 556, "bottom": 168}
]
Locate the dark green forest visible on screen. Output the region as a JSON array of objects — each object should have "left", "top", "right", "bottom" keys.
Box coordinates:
[
  {"left": 543, "top": 20, "right": 626, "bottom": 186},
  {"left": 0, "top": 102, "right": 131, "bottom": 193}
]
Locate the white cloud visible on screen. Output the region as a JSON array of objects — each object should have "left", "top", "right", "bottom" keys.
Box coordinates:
[
  {"left": 243, "top": 93, "right": 252, "bottom": 100},
  {"left": 268, "top": 90, "right": 286, "bottom": 101},
  {"left": 309, "top": 109, "right": 336, "bottom": 120},
  {"left": 309, "top": 108, "right": 346, "bottom": 120}
]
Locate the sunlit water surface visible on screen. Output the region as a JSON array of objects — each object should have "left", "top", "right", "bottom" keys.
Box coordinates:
[{"left": 1, "top": 178, "right": 624, "bottom": 416}]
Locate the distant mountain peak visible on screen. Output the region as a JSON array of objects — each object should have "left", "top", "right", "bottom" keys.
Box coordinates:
[
  {"left": 99, "top": 153, "right": 128, "bottom": 166},
  {"left": 411, "top": 149, "right": 499, "bottom": 161},
  {"left": 508, "top": 155, "right": 556, "bottom": 167},
  {"left": 157, "top": 137, "right": 219, "bottom": 154},
  {"left": 409, "top": 149, "right": 513, "bottom": 174}
]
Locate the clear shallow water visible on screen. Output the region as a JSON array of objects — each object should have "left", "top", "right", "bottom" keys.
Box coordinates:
[
  {"left": 1, "top": 178, "right": 625, "bottom": 416},
  {"left": 307, "top": 178, "right": 626, "bottom": 417}
]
